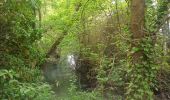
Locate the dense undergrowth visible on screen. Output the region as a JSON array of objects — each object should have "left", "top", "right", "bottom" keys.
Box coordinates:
[
  {"left": 0, "top": 0, "right": 56, "bottom": 99},
  {"left": 0, "top": 0, "right": 170, "bottom": 100}
]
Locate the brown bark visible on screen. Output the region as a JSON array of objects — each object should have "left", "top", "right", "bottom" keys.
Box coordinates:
[
  {"left": 131, "top": 0, "right": 145, "bottom": 63},
  {"left": 46, "top": 35, "right": 65, "bottom": 58}
]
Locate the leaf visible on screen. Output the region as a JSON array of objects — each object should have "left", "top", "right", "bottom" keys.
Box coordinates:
[
  {"left": 0, "top": 70, "right": 6, "bottom": 77},
  {"left": 131, "top": 47, "right": 140, "bottom": 53}
]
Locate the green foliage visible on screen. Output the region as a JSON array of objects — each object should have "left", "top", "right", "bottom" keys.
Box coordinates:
[
  {"left": 126, "top": 37, "right": 163, "bottom": 100},
  {"left": 0, "top": 0, "right": 42, "bottom": 53},
  {"left": 0, "top": 53, "right": 56, "bottom": 99},
  {"left": 0, "top": 1, "right": 56, "bottom": 99},
  {"left": 145, "top": 0, "right": 169, "bottom": 32},
  {"left": 59, "top": 32, "right": 80, "bottom": 56},
  {"left": 35, "top": 0, "right": 170, "bottom": 99},
  {"left": 0, "top": 69, "right": 56, "bottom": 100},
  {"left": 1, "top": 0, "right": 170, "bottom": 99},
  {"left": 58, "top": 79, "right": 103, "bottom": 100}
]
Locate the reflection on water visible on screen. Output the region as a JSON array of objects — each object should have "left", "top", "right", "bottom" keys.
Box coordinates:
[
  {"left": 43, "top": 54, "right": 77, "bottom": 98},
  {"left": 67, "top": 54, "right": 76, "bottom": 70}
]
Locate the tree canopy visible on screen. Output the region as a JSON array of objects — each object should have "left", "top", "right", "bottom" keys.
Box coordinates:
[{"left": 0, "top": 0, "right": 170, "bottom": 100}]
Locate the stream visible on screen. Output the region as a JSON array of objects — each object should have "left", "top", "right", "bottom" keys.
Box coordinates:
[{"left": 42, "top": 53, "right": 78, "bottom": 99}]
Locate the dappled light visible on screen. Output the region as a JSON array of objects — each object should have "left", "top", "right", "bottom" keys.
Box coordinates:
[
  {"left": 67, "top": 54, "right": 76, "bottom": 70},
  {"left": 0, "top": 0, "right": 170, "bottom": 100}
]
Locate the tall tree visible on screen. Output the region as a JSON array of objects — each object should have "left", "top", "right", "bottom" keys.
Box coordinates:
[
  {"left": 126, "top": 0, "right": 151, "bottom": 99},
  {"left": 131, "top": 0, "right": 145, "bottom": 63}
]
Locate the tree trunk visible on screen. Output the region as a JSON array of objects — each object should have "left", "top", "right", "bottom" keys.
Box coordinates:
[
  {"left": 131, "top": 0, "right": 145, "bottom": 63},
  {"left": 126, "top": 0, "right": 146, "bottom": 99}
]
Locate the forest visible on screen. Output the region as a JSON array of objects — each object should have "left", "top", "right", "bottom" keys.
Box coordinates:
[{"left": 0, "top": 0, "right": 170, "bottom": 100}]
